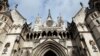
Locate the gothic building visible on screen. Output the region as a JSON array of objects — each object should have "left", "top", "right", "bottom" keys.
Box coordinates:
[{"left": 0, "top": 0, "right": 100, "bottom": 56}]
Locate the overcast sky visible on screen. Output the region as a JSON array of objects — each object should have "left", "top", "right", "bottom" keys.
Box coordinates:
[{"left": 8, "top": 0, "right": 89, "bottom": 24}]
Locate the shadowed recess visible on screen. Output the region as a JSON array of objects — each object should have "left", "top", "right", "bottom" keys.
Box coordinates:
[{"left": 44, "top": 50, "right": 57, "bottom": 56}]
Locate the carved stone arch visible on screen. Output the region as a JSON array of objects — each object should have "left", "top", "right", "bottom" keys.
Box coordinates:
[
  {"left": 66, "top": 32, "right": 69, "bottom": 38},
  {"left": 43, "top": 49, "right": 59, "bottom": 56},
  {"left": 32, "top": 41, "right": 67, "bottom": 56}
]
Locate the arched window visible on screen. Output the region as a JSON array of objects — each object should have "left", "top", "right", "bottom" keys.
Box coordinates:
[
  {"left": 34, "top": 33, "right": 37, "bottom": 38},
  {"left": 53, "top": 31, "right": 57, "bottom": 36},
  {"left": 37, "top": 33, "right": 40, "bottom": 38},
  {"left": 63, "top": 32, "right": 66, "bottom": 37},
  {"left": 70, "top": 32, "right": 73, "bottom": 39},
  {"left": 59, "top": 32, "right": 62, "bottom": 38},
  {"left": 26, "top": 33, "right": 29, "bottom": 41},
  {"left": 94, "top": 12, "right": 98, "bottom": 18},
  {"left": 96, "top": 20, "right": 100, "bottom": 24},
  {"left": 42, "top": 31, "right": 46, "bottom": 37},
  {"left": 47, "top": 31, "right": 52, "bottom": 36},
  {"left": 30, "top": 33, "right": 33, "bottom": 40}
]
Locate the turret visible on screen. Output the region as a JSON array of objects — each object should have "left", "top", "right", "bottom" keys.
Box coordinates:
[
  {"left": 46, "top": 9, "right": 53, "bottom": 27},
  {"left": 35, "top": 14, "right": 42, "bottom": 25},
  {"left": 57, "top": 16, "right": 64, "bottom": 27},
  {"left": 89, "top": 0, "right": 100, "bottom": 12},
  {"left": 47, "top": 9, "right": 52, "bottom": 19},
  {"left": 33, "top": 14, "right": 42, "bottom": 31},
  {"left": 0, "top": 0, "right": 9, "bottom": 12}
]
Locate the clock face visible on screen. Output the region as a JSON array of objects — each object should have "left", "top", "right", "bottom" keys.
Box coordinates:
[{"left": 46, "top": 20, "right": 53, "bottom": 27}]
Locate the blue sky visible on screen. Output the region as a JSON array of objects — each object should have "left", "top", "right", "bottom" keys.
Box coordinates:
[{"left": 8, "top": 0, "right": 89, "bottom": 24}]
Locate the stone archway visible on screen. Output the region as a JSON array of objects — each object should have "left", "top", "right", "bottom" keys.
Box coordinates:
[
  {"left": 44, "top": 50, "right": 57, "bottom": 56},
  {"left": 32, "top": 41, "right": 67, "bottom": 56}
]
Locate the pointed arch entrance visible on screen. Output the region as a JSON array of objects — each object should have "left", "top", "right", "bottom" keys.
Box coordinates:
[
  {"left": 44, "top": 50, "right": 57, "bottom": 56},
  {"left": 32, "top": 41, "right": 67, "bottom": 56}
]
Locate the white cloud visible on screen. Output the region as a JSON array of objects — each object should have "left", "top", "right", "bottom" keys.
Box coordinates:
[{"left": 9, "top": 0, "right": 89, "bottom": 23}]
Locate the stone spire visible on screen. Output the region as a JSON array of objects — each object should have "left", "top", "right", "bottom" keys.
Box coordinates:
[
  {"left": 47, "top": 9, "right": 52, "bottom": 19},
  {"left": 35, "top": 13, "right": 42, "bottom": 24},
  {"left": 48, "top": 9, "right": 51, "bottom": 17},
  {"left": 34, "top": 14, "right": 42, "bottom": 31},
  {"left": 46, "top": 9, "right": 53, "bottom": 27},
  {"left": 57, "top": 14, "right": 64, "bottom": 27}
]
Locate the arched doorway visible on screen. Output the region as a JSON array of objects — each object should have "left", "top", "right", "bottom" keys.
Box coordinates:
[
  {"left": 44, "top": 50, "right": 57, "bottom": 56},
  {"left": 32, "top": 41, "right": 67, "bottom": 56}
]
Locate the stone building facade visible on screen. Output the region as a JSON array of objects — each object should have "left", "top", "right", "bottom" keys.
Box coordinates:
[{"left": 0, "top": 0, "right": 100, "bottom": 56}]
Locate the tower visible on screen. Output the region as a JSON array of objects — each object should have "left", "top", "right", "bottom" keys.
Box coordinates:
[
  {"left": 85, "top": 0, "right": 100, "bottom": 51},
  {"left": 0, "top": 0, "right": 13, "bottom": 49},
  {"left": 57, "top": 15, "right": 64, "bottom": 27},
  {"left": 34, "top": 14, "right": 42, "bottom": 31},
  {"left": 88, "top": 0, "right": 100, "bottom": 12}
]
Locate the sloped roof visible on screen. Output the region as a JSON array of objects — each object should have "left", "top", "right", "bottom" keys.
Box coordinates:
[
  {"left": 72, "top": 7, "right": 86, "bottom": 25},
  {"left": 11, "top": 9, "right": 26, "bottom": 25}
]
